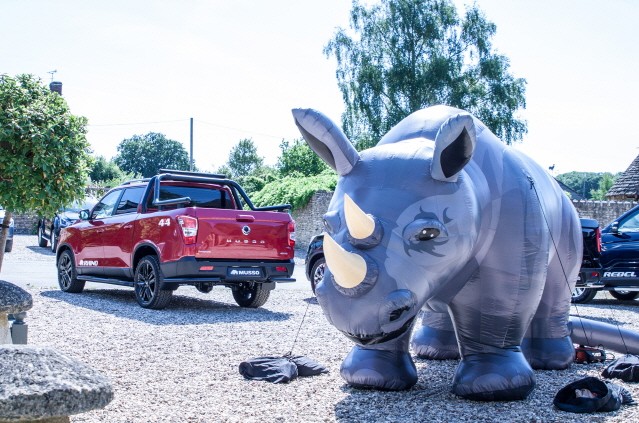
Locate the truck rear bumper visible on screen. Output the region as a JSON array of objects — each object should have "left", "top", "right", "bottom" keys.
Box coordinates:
[{"left": 160, "top": 257, "right": 295, "bottom": 288}]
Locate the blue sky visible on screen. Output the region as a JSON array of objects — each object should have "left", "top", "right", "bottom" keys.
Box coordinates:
[{"left": 2, "top": 0, "right": 638, "bottom": 175}]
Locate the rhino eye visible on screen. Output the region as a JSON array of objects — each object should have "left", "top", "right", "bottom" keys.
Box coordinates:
[
  {"left": 417, "top": 227, "right": 440, "bottom": 241},
  {"left": 403, "top": 219, "right": 447, "bottom": 246}
]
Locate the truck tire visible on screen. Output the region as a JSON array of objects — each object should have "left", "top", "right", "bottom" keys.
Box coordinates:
[
  {"left": 310, "top": 257, "right": 326, "bottom": 294},
  {"left": 571, "top": 287, "right": 597, "bottom": 304},
  {"left": 610, "top": 290, "right": 639, "bottom": 301},
  {"left": 50, "top": 229, "right": 58, "bottom": 252},
  {"left": 57, "top": 249, "right": 86, "bottom": 293},
  {"left": 134, "top": 255, "right": 173, "bottom": 310},
  {"left": 232, "top": 282, "right": 270, "bottom": 308},
  {"left": 37, "top": 224, "right": 48, "bottom": 247}
]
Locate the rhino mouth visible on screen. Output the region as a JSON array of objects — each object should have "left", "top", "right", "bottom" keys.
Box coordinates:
[{"left": 341, "top": 317, "right": 415, "bottom": 346}]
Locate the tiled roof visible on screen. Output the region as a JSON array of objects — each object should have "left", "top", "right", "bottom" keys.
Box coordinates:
[{"left": 607, "top": 154, "right": 639, "bottom": 199}]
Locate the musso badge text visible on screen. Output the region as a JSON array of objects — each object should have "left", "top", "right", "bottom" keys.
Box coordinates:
[
  {"left": 79, "top": 260, "right": 99, "bottom": 266},
  {"left": 229, "top": 269, "right": 261, "bottom": 276},
  {"left": 604, "top": 271, "right": 637, "bottom": 278}
]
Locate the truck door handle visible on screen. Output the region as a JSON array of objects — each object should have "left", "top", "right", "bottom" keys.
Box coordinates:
[{"left": 236, "top": 215, "right": 255, "bottom": 222}]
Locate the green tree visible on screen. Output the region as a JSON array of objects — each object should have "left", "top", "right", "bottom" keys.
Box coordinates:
[
  {"left": 325, "top": 0, "right": 527, "bottom": 147},
  {"left": 114, "top": 132, "right": 190, "bottom": 177},
  {"left": 277, "top": 139, "right": 329, "bottom": 177},
  {"left": 227, "top": 138, "right": 264, "bottom": 178},
  {"left": 236, "top": 166, "right": 279, "bottom": 198},
  {"left": 89, "top": 155, "right": 124, "bottom": 183},
  {"left": 0, "top": 74, "right": 91, "bottom": 269},
  {"left": 590, "top": 173, "right": 616, "bottom": 200},
  {"left": 556, "top": 172, "right": 612, "bottom": 200}
]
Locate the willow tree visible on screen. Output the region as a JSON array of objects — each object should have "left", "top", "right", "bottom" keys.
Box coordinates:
[
  {"left": 325, "top": 0, "right": 527, "bottom": 148},
  {"left": 0, "top": 74, "right": 91, "bottom": 270}
]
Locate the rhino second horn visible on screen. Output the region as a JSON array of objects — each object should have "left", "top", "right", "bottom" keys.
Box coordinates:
[
  {"left": 322, "top": 233, "right": 367, "bottom": 289},
  {"left": 344, "top": 194, "right": 375, "bottom": 240}
]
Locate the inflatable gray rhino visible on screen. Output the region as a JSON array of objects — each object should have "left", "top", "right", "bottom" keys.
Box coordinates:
[{"left": 292, "top": 105, "right": 583, "bottom": 401}]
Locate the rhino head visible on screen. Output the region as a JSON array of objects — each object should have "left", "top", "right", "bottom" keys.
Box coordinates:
[{"left": 293, "top": 107, "right": 483, "bottom": 347}]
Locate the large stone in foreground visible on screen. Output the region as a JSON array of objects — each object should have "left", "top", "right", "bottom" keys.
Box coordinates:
[
  {"left": 0, "top": 281, "right": 32, "bottom": 315},
  {"left": 0, "top": 345, "right": 113, "bottom": 422}
]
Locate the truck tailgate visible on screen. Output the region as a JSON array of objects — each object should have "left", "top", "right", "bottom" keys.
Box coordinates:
[{"left": 194, "top": 209, "right": 294, "bottom": 260}]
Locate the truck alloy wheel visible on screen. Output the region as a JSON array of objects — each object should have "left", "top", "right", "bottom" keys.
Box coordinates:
[
  {"left": 57, "top": 250, "right": 85, "bottom": 293},
  {"left": 134, "top": 255, "right": 173, "bottom": 309},
  {"left": 571, "top": 287, "right": 597, "bottom": 304}
]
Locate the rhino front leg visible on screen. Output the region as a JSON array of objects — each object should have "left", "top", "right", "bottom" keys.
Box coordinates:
[
  {"left": 411, "top": 310, "right": 461, "bottom": 359},
  {"left": 448, "top": 295, "right": 536, "bottom": 400},
  {"left": 340, "top": 328, "right": 417, "bottom": 390}
]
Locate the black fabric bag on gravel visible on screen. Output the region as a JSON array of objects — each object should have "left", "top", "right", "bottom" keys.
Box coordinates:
[
  {"left": 602, "top": 355, "right": 639, "bottom": 382},
  {"left": 239, "top": 355, "right": 328, "bottom": 383},
  {"left": 554, "top": 376, "right": 634, "bottom": 413}
]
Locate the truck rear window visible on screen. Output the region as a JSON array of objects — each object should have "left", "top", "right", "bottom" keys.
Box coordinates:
[{"left": 149, "top": 185, "right": 235, "bottom": 210}]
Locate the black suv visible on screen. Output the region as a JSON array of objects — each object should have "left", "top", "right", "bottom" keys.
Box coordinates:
[
  {"left": 304, "top": 233, "right": 325, "bottom": 293},
  {"left": 573, "top": 205, "right": 639, "bottom": 303}
]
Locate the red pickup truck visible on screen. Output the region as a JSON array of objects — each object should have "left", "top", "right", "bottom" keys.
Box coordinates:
[{"left": 56, "top": 170, "right": 296, "bottom": 309}]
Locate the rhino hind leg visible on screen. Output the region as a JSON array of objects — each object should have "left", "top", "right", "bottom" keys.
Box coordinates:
[{"left": 411, "top": 311, "right": 460, "bottom": 359}]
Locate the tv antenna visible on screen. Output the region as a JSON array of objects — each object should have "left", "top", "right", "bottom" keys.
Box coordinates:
[{"left": 47, "top": 70, "right": 57, "bottom": 82}]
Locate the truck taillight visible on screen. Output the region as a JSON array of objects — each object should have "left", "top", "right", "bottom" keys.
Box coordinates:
[
  {"left": 178, "top": 215, "right": 198, "bottom": 244},
  {"left": 595, "top": 227, "right": 601, "bottom": 254},
  {"left": 288, "top": 220, "right": 296, "bottom": 248}
]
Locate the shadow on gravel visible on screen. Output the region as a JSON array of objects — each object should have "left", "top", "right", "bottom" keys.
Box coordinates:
[
  {"left": 26, "top": 246, "right": 56, "bottom": 256},
  {"left": 40, "top": 289, "right": 293, "bottom": 326}
]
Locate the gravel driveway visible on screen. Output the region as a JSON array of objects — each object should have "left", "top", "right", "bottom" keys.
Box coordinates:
[{"left": 3, "top": 236, "right": 639, "bottom": 422}]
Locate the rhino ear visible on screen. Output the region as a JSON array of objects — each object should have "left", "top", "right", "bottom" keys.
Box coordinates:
[
  {"left": 431, "top": 113, "right": 476, "bottom": 182},
  {"left": 292, "top": 108, "right": 360, "bottom": 176}
]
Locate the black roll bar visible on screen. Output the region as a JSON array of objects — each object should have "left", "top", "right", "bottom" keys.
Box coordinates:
[{"left": 151, "top": 169, "right": 291, "bottom": 212}]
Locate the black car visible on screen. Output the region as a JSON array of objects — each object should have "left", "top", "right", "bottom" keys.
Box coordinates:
[
  {"left": 305, "top": 233, "right": 325, "bottom": 293},
  {"left": 0, "top": 206, "right": 15, "bottom": 253},
  {"left": 573, "top": 204, "right": 639, "bottom": 303},
  {"left": 37, "top": 196, "right": 98, "bottom": 252}
]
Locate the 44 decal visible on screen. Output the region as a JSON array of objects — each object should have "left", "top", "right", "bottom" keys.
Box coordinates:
[{"left": 158, "top": 218, "right": 171, "bottom": 227}]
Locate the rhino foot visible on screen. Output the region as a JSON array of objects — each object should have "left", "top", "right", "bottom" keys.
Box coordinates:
[
  {"left": 411, "top": 326, "right": 460, "bottom": 360},
  {"left": 452, "top": 349, "right": 535, "bottom": 401},
  {"left": 522, "top": 335, "right": 574, "bottom": 370},
  {"left": 340, "top": 345, "right": 417, "bottom": 391}
]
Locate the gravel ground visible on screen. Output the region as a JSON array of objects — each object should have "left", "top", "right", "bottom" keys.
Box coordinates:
[{"left": 5, "top": 236, "right": 639, "bottom": 422}]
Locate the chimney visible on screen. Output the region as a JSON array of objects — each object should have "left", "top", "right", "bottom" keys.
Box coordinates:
[{"left": 49, "top": 81, "right": 62, "bottom": 95}]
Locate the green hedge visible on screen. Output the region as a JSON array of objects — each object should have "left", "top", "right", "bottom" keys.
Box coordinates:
[{"left": 251, "top": 171, "right": 337, "bottom": 210}]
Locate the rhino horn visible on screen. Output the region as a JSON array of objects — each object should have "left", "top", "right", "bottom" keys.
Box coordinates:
[
  {"left": 344, "top": 194, "right": 375, "bottom": 240},
  {"left": 292, "top": 108, "right": 360, "bottom": 176},
  {"left": 431, "top": 113, "right": 476, "bottom": 182},
  {"left": 323, "top": 233, "right": 367, "bottom": 289}
]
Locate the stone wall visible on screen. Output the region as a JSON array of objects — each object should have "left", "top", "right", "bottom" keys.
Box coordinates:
[
  {"left": 571, "top": 200, "right": 637, "bottom": 227},
  {"left": 11, "top": 194, "right": 637, "bottom": 245},
  {"left": 291, "top": 191, "right": 332, "bottom": 251},
  {"left": 13, "top": 213, "right": 39, "bottom": 235}
]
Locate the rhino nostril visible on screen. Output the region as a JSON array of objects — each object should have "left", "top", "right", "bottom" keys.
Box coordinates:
[{"left": 390, "top": 306, "right": 411, "bottom": 322}]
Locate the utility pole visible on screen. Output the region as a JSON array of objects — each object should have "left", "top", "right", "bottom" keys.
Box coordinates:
[{"left": 190, "top": 117, "right": 194, "bottom": 171}]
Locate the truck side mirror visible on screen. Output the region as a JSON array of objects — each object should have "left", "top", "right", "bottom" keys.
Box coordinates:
[
  {"left": 79, "top": 209, "right": 90, "bottom": 220},
  {"left": 611, "top": 221, "right": 619, "bottom": 234}
]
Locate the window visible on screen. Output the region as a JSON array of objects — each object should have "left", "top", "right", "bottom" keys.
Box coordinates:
[
  {"left": 115, "top": 187, "right": 145, "bottom": 215},
  {"left": 92, "top": 190, "right": 122, "bottom": 219},
  {"left": 147, "top": 184, "right": 234, "bottom": 210},
  {"left": 619, "top": 211, "right": 639, "bottom": 232}
]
